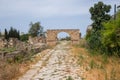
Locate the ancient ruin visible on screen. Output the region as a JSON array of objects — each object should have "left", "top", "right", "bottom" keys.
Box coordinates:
[
  {"left": 28, "top": 36, "right": 46, "bottom": 44},
  {"left": 46, "top": 29, "right": 80, "bottom": 45},
  {"left": 0, "top": 37, "right": 46, "bottom": 60}
]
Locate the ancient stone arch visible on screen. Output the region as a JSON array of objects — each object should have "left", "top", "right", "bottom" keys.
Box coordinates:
[{"left": 46, "top": 29, "right": 80, "bottom": 45}]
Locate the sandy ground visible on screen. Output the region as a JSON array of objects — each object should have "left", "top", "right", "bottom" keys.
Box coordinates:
[{"left": 18, "top": 41, "right": 82, "bottom": 80}]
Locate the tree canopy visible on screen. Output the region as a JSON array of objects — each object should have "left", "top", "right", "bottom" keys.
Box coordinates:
[
  {"left": 89, "top": 1, "right": 111, "bottom": 31},
  {"left": 86, "top": 1, "right": 111, "bottom": 52},
  {"left": 29, "top": 22, "right": 43, "bottom": 37}
]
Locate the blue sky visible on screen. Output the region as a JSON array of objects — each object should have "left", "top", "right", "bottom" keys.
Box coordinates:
[{"left": 0, "top": 0, "right": 120, "bottom": 37}]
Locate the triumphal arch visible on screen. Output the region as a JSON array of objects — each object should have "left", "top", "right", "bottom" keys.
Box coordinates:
[{"left": 46, "top": 29, "right": 80, "bottom": 45}]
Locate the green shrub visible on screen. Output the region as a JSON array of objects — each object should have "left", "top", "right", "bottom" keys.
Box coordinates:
[
  {"left": 0, "top": 47, "right": 16, "bottom": 53},
  {"left": 66, "top": 76, "right": 73, "bottom": 80},
  {"left": 102, "top": 10, "right": 120, "bottom": 56},
  {"left": 20, "top": 34, "right": 29, "bottom": 41}
]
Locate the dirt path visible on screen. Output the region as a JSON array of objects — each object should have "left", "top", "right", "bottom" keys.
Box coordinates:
[{"left": 18, "top": 41, "right": 81, "bottom": 80}]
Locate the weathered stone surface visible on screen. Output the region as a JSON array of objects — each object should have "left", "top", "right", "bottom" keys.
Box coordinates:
[
  {"left": 46, "top": 29, "right": 80, "bottom": 45},
  {"left": 0, "top": 37, "right": 7, "bottom": 48},
  {"left": 19, "top": 41, "right": 82, "bottom": 80},
  {"left": 28, "top": 36, "right": 46, "bottom": 45}
]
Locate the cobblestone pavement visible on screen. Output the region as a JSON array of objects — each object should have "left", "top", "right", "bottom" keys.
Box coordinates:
[{"left": 19, "top": 41, "right": 81, "bottom": 80}]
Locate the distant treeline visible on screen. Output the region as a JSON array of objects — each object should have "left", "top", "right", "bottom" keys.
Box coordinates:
[
  {"left": 4, "top": 27, "right": 20, "bottom": 40},
  {"left": 0, "top": 22, "right": 44, "bottom": 41}
]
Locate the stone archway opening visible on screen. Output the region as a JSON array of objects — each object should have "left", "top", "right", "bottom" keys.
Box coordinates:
[
  {"left": 46, "top": 29, "right": 80, "bottom": 45},
  {"left": 57, "top": 32, "right": 71, "bottom": 41}
]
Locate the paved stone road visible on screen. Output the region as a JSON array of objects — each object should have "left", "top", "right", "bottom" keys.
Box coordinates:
[{"left": 19, "top": 41, "right": 81, "bottom": 80}]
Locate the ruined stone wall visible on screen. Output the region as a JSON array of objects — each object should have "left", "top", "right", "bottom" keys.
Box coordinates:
[
  {"left": 0, "top": 37, "right": 8, "bottom": 48},
  {"left": 0, "top": 37, "right": 47, "bottom": 60},
  {"left": 28, "top": 36, "right": 46, "bottom": 45},
  {"left": 0, "top": 38, "right": 27, "bottom": 50}
]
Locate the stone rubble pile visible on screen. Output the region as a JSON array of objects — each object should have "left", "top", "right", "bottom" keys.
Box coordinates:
[{"left": 0, "top": 37, "right": 46, "bottom": 61}]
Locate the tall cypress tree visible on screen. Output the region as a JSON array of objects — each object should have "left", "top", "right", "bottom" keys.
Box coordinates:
[
  {"left": 4, "top": 29, "right": 9, "bottom": 40},
  {"left": 17, "top": 30, "right": 20, "bottom": 40},
  {"left": 8, "top": 27, "right": 20, "bottom": 40},
  {"left": 0, "top": 30, "right": 2, "bottom": 37},
  {"left": 9, "top": 27, "right": 13, "bottom": 38}
]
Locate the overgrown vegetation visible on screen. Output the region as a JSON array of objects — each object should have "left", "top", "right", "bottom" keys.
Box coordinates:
[
  {"left": 73, "top": 39, "right": 120, "bottom": 80},
  {"left": 66, "top": 76, "right": 73, "bottom": 80},
  {"left": 0, "top": 21, "right": 47, "bottom": 80},
  {"left": 0, "top": 51, "right": 36, "bottom": 80},
  {"left": 0, "top": 60, "right": 19, "bottom": 80},
  {"left": 101, "top": 10, "right": 120, "bottom": 56},
  {"left": 86, "top": 1, "right": 120, "bottom": 56},
  {"left": 86, "top": 1, "right": 111, "bottom": 51},
  {"left": 0, "top": 46, "right": 47, "bottom": 80},
  {"left": 0, "top": 47, "right": 16, "bottom": 53}
]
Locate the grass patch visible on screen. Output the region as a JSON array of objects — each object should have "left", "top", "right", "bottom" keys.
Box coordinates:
[
  {"left": 89, "top": 60, "right": 96, "bottom": 69},
  {"left": 110, "top": 68, "right": 117, "bottom": 80},
  {"left": 73, "top": 39, "right": 87, "bottom": 48},
  {"left": 0, "top": 60, "right": 19, "bottom": 80},
  {"left": 0, "top": 47, "right": 16, "bottom": 53},
  {"left": 72, "top": 39, "right": 120, "bottom": 80},
  {"left": 66, "top": 76, "right": 73, "bottom": 80},
  {"left": 102, "top": 54, "right": 108, "bottom": 64},
  {"left": 78, "top": 54, "right": 84, "bottom": 65}
]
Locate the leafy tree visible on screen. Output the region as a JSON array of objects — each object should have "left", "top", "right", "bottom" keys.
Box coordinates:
[
  {"left": 29, "top": 22, "right": 43, "bottom": 37},
  {"left": 89, "top": 1, "right": 111, "bottom": 31},
  {"left": 118, "top": 5, "right": 120, "bottom": 8},
  {"left": 86, "top": 2, "right": 111, "bottom": 51},
  {"left": 102, "top": 10, "right": 120, "bottom": 56}
]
